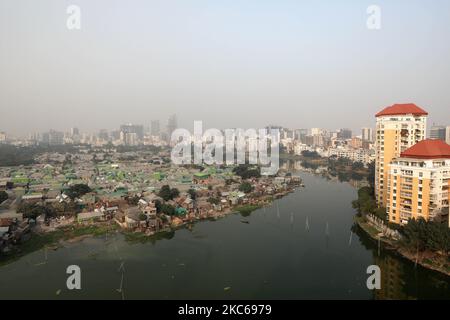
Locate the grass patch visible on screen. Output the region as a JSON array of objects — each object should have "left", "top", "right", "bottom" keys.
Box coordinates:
[
  {"left": 354, "top": 215, "right": 380, "bottom": 238},
  {"left": 123, "top": 229, "right": 175, "bottom": 244}
]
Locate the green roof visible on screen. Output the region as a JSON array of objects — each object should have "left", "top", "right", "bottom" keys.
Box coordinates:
[{"left": 194, "top": 172, "right": 210, "bottom": 178}]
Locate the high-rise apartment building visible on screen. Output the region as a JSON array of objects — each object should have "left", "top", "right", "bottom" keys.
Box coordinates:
[
  {"left": 120, "top": 124, "right": 144, "bottom": 139},
  {"left": 150, "top": 120, "right": 160, "bottom": 136},
  {"left": 387, "top": 139, "right": 450, "bottom": 225},
  {"left": 48, "top": 130, "right": 64, "bottom": 146},
  {"left": 337, "top": 128, "right": 352, "bottom": 140},
  {"left": 310, "top": 128, "right": 323, "bottom": 136},
  {"left": 375, "top": 103, "right": 428, "bottom": 207},
  {"left": 362, "top": 127, "right": 374, "bottom": 142},
  {"left": 429, "top": 125, "right": 446, "bottom": 141},
  {"left": 167, "top": 114, "right": 177, "bottom": 139},
  {"left": 71, "top": 127, "right": 79, "bottom": 136}
]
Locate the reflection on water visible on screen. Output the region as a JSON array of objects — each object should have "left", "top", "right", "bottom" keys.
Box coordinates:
[
  {"left": 353, "top": 217, "right": 450, "bottom": 300},
  {"left": 0, "top": 160, "right": 448, "bottom": 299}
]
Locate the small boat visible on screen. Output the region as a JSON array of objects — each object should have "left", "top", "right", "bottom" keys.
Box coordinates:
[{"left": 240, "top": 220, "right": 250, "bottom": 224}]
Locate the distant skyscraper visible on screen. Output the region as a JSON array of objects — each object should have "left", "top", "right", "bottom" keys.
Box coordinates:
[
  {"left": 429, "top": 125, "right": 446, "bottom": 141},
  {"left": 0, "top": 131, "right": 6, "bottom": 143},
  {"left": 361, "top": 127, "right": 374, "bottom": 142},
  {"left": 167, "top": 114, "right": 177, "bottom": 137},
  {"left": 150, "top": 120, "right": 160, "bottom": 136},
  {"left": 71, "top": 127, "right": 79, "bottom": 136},
  {"left": 98, "top": 129, "right": 109, "bottom": 141},
  {"left": 294, "top": 129, "right": 308, "bottom": 141},
  {"left": 120, "top": 124, "right": 144, "bottom": 139}
]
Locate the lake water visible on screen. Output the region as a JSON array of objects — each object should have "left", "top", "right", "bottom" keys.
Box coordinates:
[{"left": 0, "top": 171, "right": 449, "bottom": 300}]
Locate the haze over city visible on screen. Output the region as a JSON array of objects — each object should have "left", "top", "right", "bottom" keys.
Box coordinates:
[{"left": 1, "top": 0, "right": 450, "bottom": 136}]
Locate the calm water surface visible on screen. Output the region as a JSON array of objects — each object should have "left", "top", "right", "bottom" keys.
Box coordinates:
[{"left": 0, "top": 171, "right": 449, "bottom": 299}]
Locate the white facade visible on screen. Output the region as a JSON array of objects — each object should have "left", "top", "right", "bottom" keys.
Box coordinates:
[{"left": 327, "top": 147, "right": 375, "bottom": 164}]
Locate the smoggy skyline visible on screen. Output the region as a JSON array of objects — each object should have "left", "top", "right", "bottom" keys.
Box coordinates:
[{"left": 1, "top": 0, "right": 450, "bottom": 136}]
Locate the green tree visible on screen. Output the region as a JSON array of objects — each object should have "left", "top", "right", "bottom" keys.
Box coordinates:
[
  {"left": 301, "top": 150, "right": 321, "bottom": 158},
  {"left": 351, "top": 161, "right": 365, "bottom": 171},
  {"left": 138, "top": 213, "right": 147, "bottom": 221},
  {"left": 207, "top": 197, "right": 220, "bottom": 205},
  {"left": 52, "top": 201, "right": 77, "bottom": 216},
  {"left": 65, "top": 184, "right": 92, "bottom": 200},
  {"left": 171, "top": 188, "right": 180, "bottom": 199},
  {"left": 401, "top": 218, "right": 428, "bottom": 252},
  {"left": 158, "top": 185, "right": 179, "bottom": 201},
  {"left": 402, "top": 218, "right": 450, "bottom": 254},
  {"left": 352, "top": 186, "right": 380, "bottom": 218},
  {"left": 0, "top": 191, "right": 8, "bottom": 203},
  {"left": 233, "top": 165, "right": 261, "bottom": 179},
  {"left": 158, "top": 185, "right": 172, "bottom": 201},
  {"left": 128, "top": 195, "right": 140, "bottom": 205},
  {"left": 17, "top": 203, "right": 56, "bottom": 220},
  {"left": 153, "top": 199, "right": 162, "bottom": 213},
  {"left": 239, "top": 182, "right": 253, "bottom": 193},
  {"left": 161, "top": 204, "right": 175, "bottom": 215},
  {"left": 187, "top": 189, "right": 197, "bottom": 200}
]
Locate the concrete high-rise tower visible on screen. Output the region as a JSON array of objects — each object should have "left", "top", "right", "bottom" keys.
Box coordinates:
[{"left": 375, "top": 103, "right": 428, "bottom": 207}]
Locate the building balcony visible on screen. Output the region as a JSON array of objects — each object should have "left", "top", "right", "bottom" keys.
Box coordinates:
[{"left": 400, "top": 193, "right": 412, "bottom": 198}]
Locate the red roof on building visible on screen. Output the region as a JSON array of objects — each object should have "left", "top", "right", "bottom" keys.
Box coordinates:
[
  {"left": 375, "top": 103, "right": 428, "bottom": 117},
  {"left": 401, "top": 139, "right": 450, "bottom": 159}
]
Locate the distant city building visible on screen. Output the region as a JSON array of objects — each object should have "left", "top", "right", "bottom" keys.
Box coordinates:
[
  {"left": 350, "top": 137, "right": 363, "bottom": 149},
  {"left": 429, "top": 125, "right": 446, "bottom": 141},
  {"left": 294, "top": 129, "right": 308, "bottom": 142},
  {"left": 126, "top": 133, "right": 138, "bottom": 146},
  {"left": 150, "top": 120, "right": 160, "bottom": 136},
  {"left": 327, "top": 147, "right": 375, "bottom": 164},
  {"left": 167, "top": 114, "right": 177, "bottom": 138},
  {"left": 282, "top": 128, "right": 294, "bottom": 140},
  {"left": 110, "top": 130, "right": 121, "bottom": 141},
  {"left": 313, "top": 134, "right": 325, "bottom": 147},
  {"left": 71, "top": 127, "right": 79, "bottom": 136},
  {"left": 361, "top": 127, "right": 374, "bottom": 142},
  {"left": 375, "top": 103, "right": 428, "bottom": 208},
  {"left": 310, "top": 128, "right": 323, "bottom": 136},
  {"left": 0, "top": 132, "right": 6, "bottom": 143},
  {"left": 120, "top": 124, "right": 144, "bottom": 139},
  {"left": 337, "top": 128, "right": 352, "bottom": 140},
  {"left": 446, "top": 126, "right": 450, "bottom": 145},
  {"left": 48, "top": 130, "right": 64, "bottom": 146},
  {"left": 98, "top": 129, "right": 109, "bottom": 141}
]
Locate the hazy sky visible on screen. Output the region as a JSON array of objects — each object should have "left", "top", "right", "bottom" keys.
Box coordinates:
[{"left": 1, "top": 0, "right": 450, "bottom": 136}]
